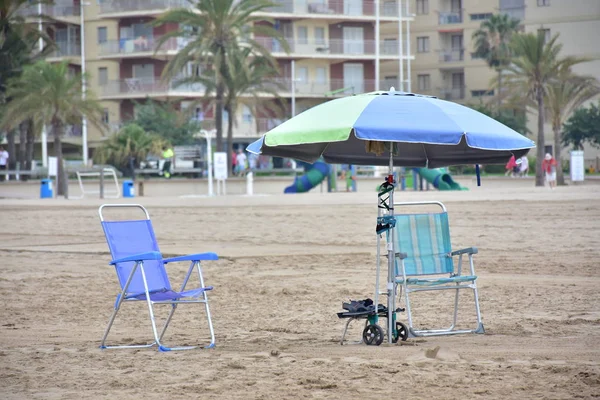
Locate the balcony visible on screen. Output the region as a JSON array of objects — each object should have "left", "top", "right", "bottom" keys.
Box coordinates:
[
  {"left": 263, "top": 0, "right": 400, "bottom": 18},
  {"left": 255, "top": 37, "right": 402, "bottom": 58},
  {"left": 99, "top": 0, "right": 401, "bottom": 19},
  {"left": 102, "top": 77, "right": 206, "bottom": 99},
  {"left": 48, "top": 41, "right": 81, "bottom": 60},
  {"left": 439, "top": 87, "right": 466, "bottom": 101},
  {"left": 99, "top": 36, "right": 190, "bottom": 58},
  {"left": 99, "top": 0, "right": 190, "bottom": 16},
  {"left": 438, "top": 49, "right": 464, "bottom": 62},
  {"left": 18, "top": 3, "right": 81, "bottom": 21},
  {"left": 256, "top": 118, "right": 285, "bottom": 133},
  {"left": 438, "top": 12, "right": 463, "bottom": 24}
]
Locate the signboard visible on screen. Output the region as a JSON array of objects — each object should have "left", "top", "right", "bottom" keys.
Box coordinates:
[
  {"left": 48, "top": 157, "right": 58, "bottom": 177},
  {"left": 570, "top": 151, "right": 584, "bottom": 182},
  {"left": 213, "top": 152, "right": 228, "bottom": 180}
]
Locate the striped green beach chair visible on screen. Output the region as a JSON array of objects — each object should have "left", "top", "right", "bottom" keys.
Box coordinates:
[{"left": 392, "top": 201, "right": 484, "bottom": 338}]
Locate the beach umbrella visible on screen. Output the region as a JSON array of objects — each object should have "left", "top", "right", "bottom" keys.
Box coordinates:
[{"left": 247, "top": 89, "right": 535, "bottom": 343}]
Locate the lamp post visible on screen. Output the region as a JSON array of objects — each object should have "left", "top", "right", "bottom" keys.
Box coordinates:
[
  {"left": 202, "top": 129, "right": 216, "bottom": 196},
  {"left": 38, "top": 2, "right": 48, "bottom": 167},
  {"left": 291, "top": 59, "right": 296, "bottom": 117},
  {"left": 80, "top": 1, "right": 88, "bottom": 165},
  {"left": 375, "top": 0, "right": 380, "bottom": 91}
]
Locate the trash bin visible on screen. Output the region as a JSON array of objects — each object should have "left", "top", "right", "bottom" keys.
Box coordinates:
[
  {"left": 40, "top": 178, "right": 53, "bottom": 199},
  {"left": 122, "top": 180, "right": 135, "bottom": 198}
]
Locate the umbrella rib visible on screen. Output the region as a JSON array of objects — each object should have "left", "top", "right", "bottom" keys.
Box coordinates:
[{"left": 421, "top": 144, "right": 429, "bottom": 168}]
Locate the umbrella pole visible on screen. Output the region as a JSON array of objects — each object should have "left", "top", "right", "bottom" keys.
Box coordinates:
[{"left": 387, "top": 149, "right": 395, "bottom": 344}]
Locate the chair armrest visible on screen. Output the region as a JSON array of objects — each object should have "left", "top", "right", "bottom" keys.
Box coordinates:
[
  {"left": 109, "top": 251, "right": 162, "bottom": 265},
  {"left": 163, "top": 252, "right": 219, "bottom": 264},
  {"left": 395, "top": 252, "right": 408, "bottom": 260},
  {"left": 451, "top": 247, "right": 478, "bottom": 256}
]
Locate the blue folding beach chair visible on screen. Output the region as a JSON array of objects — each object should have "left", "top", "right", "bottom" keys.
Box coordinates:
[
  {"left": 99, "top": 204, "right": 218, "bottom": 351},
  {"left": 392, "top": 201, "right": 484, "bottom": 338}
]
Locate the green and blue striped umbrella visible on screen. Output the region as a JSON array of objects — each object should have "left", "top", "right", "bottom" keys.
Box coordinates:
[{"left": 248, "top": 90, "right": 534, "bottom": 168}]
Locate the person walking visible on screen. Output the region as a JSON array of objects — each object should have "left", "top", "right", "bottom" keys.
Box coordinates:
[
  {"left": 235, "top": 148, "right": 247, "bottom": 176},
  {"left": 161, "top": 145, "right": 174, "bottom": 179},
  {"left": 542, "top": 153, "right": 557, "bottom": 189},
  {"left": 505, "top": 155, "right": 517, "bottom": 177},
  {"left": 518, "top": 156, "right": 529, "bottom": 177},
  {"left": 0, "top": 146, "right": 8, "bottom": 182}
]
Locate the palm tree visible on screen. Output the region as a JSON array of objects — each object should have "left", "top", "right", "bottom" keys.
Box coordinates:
[
  {"left": 222, "top": 48, "right": 285, "bottom": 173},
  {"left": 153, "top": 0, "right": 288, "bottom": 153},
  {"left": 93, "top": 123, "right": 166, "bottom": 173},
  {"left": 1, "top": 0, "right": 54, "bottom": 173},
  {"left": 1, "top": 61, "right": 103, "bottom": 197},
  {"left": 504, "top": 32, "right": 589, "bottom": 186},
  {"left": 472, "top": 14, "right": 521, "bottom": 107},
  {"left": 546, "top": 71, "right": 600, "bottom": 185}
]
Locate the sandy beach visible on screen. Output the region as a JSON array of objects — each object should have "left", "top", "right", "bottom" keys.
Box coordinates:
[{"left": 1, "top": 178, "right": 599, "bottom": 399}]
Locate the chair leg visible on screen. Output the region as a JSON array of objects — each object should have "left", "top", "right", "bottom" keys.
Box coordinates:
[
  {"left": 197, "top": 262, "right": 215, "bottom": 348},
  {"left": 157, "top": 261, "right": 195, "bottom": 343},
  {"left": 100, "top": 262, "right": 154, "bottom": 350}
]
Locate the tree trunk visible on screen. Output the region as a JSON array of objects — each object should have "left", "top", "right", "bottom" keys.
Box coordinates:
[
  {"left": 24, "top": 119, "right": 36, "bottom": 182},
  {"left": 553, "top": 123, "right": 565, "bottom": 185},
  {"left": 18, "top": 121, "right": 28, "bottom": 181},
  {"left": 215, "top": 82, "right": 224, "bottom": 152},
  {"left": 53, "top": 122, "right": 68, "bottom": 198},
  {"left": 535, "top": 88, "right": 546, "bottom": 187},
  {"left": 496, "top": 68, "right": 502, "bottom": 109},
  {"left": 226, "top": 105, "right": 234, "bottom": 176},
  {"left": 6, "top": 129, "right": 16, "bottom": 171}
]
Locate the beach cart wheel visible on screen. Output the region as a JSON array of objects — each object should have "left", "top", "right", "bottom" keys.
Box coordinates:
[
  {"left": 362, "top": 324, "right": 384, "bottom": 346},
  {"left": 392, "top": 322, "right": 408, "bottom": 343}
]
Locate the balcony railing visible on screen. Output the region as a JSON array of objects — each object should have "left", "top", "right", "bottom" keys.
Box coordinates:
[
  {"left": 99, "top": 36, "right": 190, "bottom": 57},
  {"left": 102, "top": 77, "right": 206, "bottom": 97},
  {"left": 264, "top": 0, "right": 400, "bottom": 17},
  {"left": 500, "top": 6, "right": 525, "bottom": 21},
  {"left": 18, "top": 3, "right": 80, "bottom": 18},
  {"left": 438, "top": 11, "right": 463, "bottom": 24},
  {"left": 439, "top": 87, "right": 466, "bottom": 100},
  {"left": 439, "top": 49, "right": 464, "bottom": 62},
  {"left": 100, "top": 0, "right": 401, "bottom": 18},
  {"left": 256, "top": 118, "right": 285, "bottom": 133},
  {"left": 99, "top": 0, "right": 190, "bottom": 14},
  {"left": 49, "top": 41, "right": 81, "bottom": 58},
  {"left": 255, "top": 37, "right": 403, "bottom": 57},
  {"left": 103, "top": 76, "right": 402, "bottom": 98}
]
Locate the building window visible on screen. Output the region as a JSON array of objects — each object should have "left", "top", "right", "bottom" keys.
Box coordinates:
[
  {"left": 416, "top": 0, "right": 429, "bottom": 15},
  {"left": 383, "top": 38, "right": 397, "bottom": 54},
  {"left": 314, "top": 27, "right": 325, "bottom": 45},
  {"left": 242, "top": 105, "right": 252, "bottom": 123},
  {"left": 383, "top": 1, "right": 397, "bottom": 16},
  {"left": 315, "top": 67, "right": 326, "bottom": 83},
  {"left": 471, "top": 89, "right": 494, "bottom": 97},
  {"left": 417, "top": 36, "right": 429, "bottom": 53},
  {"left": 470, "top": 13, "right": 492, "bottom": 21},
  {"left": 98, "top": 67, "right": 108, "bottom": 86},
  {"left": 101, "top": 108, "right": 109, "bottom": 124},
  {"left": 97, "top": 27, "right": 107, "bottom": 44},
  {"left": 297, "top": 26, "right": 308, "bottom": 44},
  {"left": 538, "top": 28, "right": 551, "bottom": 44},
  {"left": 417, "top": 74, "right": 431, "bottom": 91},
  {"left": 383, "top": 75, "right": 397, "bottom": 90},
  {"left": 537, "top": 0, "right": 550, "bottom": 6}
]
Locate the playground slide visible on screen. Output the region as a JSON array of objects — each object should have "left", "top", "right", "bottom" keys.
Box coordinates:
[
  {"left": 415, "top": 168, "right": 468, "bottom": 191},
  {"left": 284, "top": 161, "right": 330, "bottom": 193}
]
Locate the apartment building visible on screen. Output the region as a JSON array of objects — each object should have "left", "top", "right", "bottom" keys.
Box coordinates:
[
  {"left": 22, "top": 0, "right": 411, "bottom": 156},
  {"left": 19, "top": 1, "right": 85, "bottom": 143},
  {"left": 22, "top": 0, "right": 600, "bottom": 162},
  {"left": 409, "top": 0, "right": 600, "bottom": 159}
]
